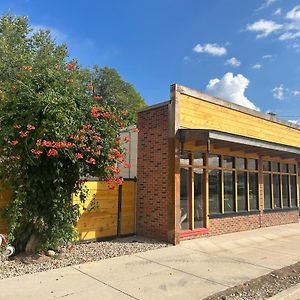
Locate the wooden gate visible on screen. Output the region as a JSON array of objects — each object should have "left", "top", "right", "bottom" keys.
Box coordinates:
[{"left": 74, "top": 180, "right": 136, "bottom": 240}]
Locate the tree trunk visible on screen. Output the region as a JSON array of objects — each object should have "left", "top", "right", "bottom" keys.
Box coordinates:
[{"left": 25, "top": 233, "right": 37, "bottom": 254}]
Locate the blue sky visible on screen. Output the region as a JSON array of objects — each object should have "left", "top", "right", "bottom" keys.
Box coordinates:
[{"left": 1, "top": 0, "right": 300, "bottom": 122}]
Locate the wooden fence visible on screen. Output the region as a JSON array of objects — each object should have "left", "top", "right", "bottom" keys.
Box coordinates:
[{"left": 0, "top": 180, "right": 136, "bottom": 241}]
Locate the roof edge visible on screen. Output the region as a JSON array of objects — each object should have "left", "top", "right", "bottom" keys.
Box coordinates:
[
  {"left": 137, "top": 100, "right": 170, "bottom": 113},
  {"left": 175, "top": 84, "right": 300, "bottom": 131}
]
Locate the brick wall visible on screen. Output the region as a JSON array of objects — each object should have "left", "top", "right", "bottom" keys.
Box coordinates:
[
  {"left": 184, "top": 210, "right": 299, "bottom": 239},
  {"left": 136, "top": 104, "right": 170, "bottom": 241},
  {"left": 208, "top": 214, "right": 261, "bottom": 236},
  {"left": 261, "top": 210, "right": 299, "bottom": 228}
]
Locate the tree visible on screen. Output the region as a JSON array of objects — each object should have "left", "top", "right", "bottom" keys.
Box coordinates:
[
  {"left": 83, "top": 66, "right": 146, "bottom": 124},
  {"left": 0, "top": 15, "right": 131, "bottom": 252}
]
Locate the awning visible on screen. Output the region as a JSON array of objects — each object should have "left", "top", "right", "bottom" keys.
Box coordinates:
[{"left": 179, "top": 129, "right": 300, "bottom": 159}]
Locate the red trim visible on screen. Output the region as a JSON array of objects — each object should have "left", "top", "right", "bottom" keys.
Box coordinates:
[{"left": 180, "top": 228, "right": 209, "bottom": 238}]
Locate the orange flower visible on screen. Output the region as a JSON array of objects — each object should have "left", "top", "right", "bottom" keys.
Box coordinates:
[
  {"left": 47, "top": 149, "right": 58, "bottom": 157},
  {"left": 11, "top": 86, "right": 17, "bottom": 91},
  {"left": 75, "top": 153, "right": 83, "bottom": 159},
  {"left": 65, "top": 63, "right": 76, "bottom": 70},
  {"left": 10, "top": 140, "right": 19, "bottom": 145},
  {"left": 86, "top": 157, "right": 96, "bottom": 165},
  {"left": 19, "top": 131, "right": 29, "bottom": 138}
]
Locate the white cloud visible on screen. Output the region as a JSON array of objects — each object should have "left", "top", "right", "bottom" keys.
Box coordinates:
[
  {"left": 252, "top": 63, "right": 263, "bottom": 69},
  {"left": 272, "top": 84, "right": 285, "bottom": 100},
  {"left": 278, "top": 31, "right": 300, "bottom": 40},
  {"left": 272, "top": 85, "right": 300, "bottom": 100},
  {"left": 205, "top": 72, "right": 259, "bottom": 110},
  {"left": 288, "top": 119, "right": 300, "bottom": 125},
  {"left": 286, "top": 5, "right": 300, "bottom": 21},
  {"left": 291, "top": 90, "right": 300, "bottom": 96},
  {"left": 262, "top": 54, "right": 273, "bottom": 59},
  {"left": 246, "top": 19, "right": 283, "bottom": 38},
  {"left": 256, "top": 0, "right": 277, "bottom": 11},
  {"left": 193, "top": 43, "right": 227, "bottom": 56},
  {"left": 31, "top": 25, "right": 67, "bottom": 43},
  {"left": 273, "top": 8, "right": 281, "bottom": 16},
  {"left": 225, "top": 57, "right": 241, "bottom": 67}
]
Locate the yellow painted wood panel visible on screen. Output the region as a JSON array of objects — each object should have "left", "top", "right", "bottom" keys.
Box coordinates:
[
  {"left": 120, "top": 181, "right": 135, "bottom": 235},
  {"left": 75, "top": 181, "right": 119, "bottom": 240},
  {"left": 180, "top": 94, "right": 300, "bottom": 148},
  {"left": 0, "top": 181, "right": 136, "bottom": 240}
]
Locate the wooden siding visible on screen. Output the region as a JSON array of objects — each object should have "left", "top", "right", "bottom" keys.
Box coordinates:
[
  {"left": 0, "top": 181, "right": 136, "bottom": 240},
  {"left": 120, "top": 181, "right": 135, "bottom": 235},
  {"left": 179, "top": 94, "right": 300, "bottom": 148}
]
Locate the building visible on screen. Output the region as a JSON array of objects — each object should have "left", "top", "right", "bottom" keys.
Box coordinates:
[{"left": 136, "top": 84, "right": 300, "bottom": 244}]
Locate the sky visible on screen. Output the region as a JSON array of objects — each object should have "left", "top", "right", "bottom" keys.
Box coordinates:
[{"left": 1, "top": 0, "right": 300, "bottom": 123}]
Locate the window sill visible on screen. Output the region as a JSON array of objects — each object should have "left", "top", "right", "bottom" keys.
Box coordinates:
[
  {"left": 209, "top": 210, "right": 260, "bottom": 219},
  {"left": 263, "top": 207, "right": 299, "bottom": 213},
  {"left": 180, "top": 228, "right": 209, "bottom": 238}
]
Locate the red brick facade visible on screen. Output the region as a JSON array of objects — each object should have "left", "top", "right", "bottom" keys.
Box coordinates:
[
  {"left": 136, "top": 104, "right": 170, "bottom": 241},
  {"left": 181, "top": 210, "right": 299, "bottom": 240}
]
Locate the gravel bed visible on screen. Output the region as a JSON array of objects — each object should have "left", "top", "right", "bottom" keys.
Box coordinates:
[
  {"left": 205, "top": 261, "right": 300, "bottom": 300},
  {"left": 0, "top": 236, "right": 169, "bottom": 280}
]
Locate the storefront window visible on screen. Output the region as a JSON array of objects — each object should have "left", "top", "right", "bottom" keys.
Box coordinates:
[
  {"left": 249, "top": 172, "right": 258, "bottom": 210},
  {"left": 194, "top": 168, "right": 204, "bottom": 228},
  {"left": 282, "top": 175, "right": 289, "bottom": 207},
  {"left": 224, "top": 171, "right": 235, "bottom": 212},
  {"left": 291, "top": 176, "right": 297, "bottom": 207},
  {"left": 180, "top": 168, "right": 189, "bottom": 230},
  {"left": 263, "top": 174, "right": 272, "bottom": 209},
  {"left": 273, "top": 174, "right": 281, "bottom": 208},
  {"left": 209, "top": 169, "right": 221, "bottom": 214},
  {"left": 237, "top": 172, "right": 247, "bottom": 211}
]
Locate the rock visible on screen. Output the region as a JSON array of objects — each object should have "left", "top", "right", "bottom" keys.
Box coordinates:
[{"left": 47, "top": 250, "right": 55, "bottom": 257}]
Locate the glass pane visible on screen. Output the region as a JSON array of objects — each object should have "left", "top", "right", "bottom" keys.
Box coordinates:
[
  {"left": 248, "top": 159, "right": 258, "bottom": 170},
  {"left": 194, "top": 168, "right": 204, "bottom": 228},
  {"left": 273, "top": 174, "right": 281, "bottom": 208},
  {"left": 209, "top": 169, "right": 221, "bottom": 214},
  {"left": 194, "top": 152, "right": 204, "bottom": 166},
  {"left": 282, "top": 175, "right": 289, "bottom": 207},
  {"left": 289, "top": 164, "right": 296, "bottom": 174},
  {"left": 237, "top": 172, "right": 247, "bottom": 211},
  {"left": 263, "top": 161, "right": 271, "bottom": 172},
  {"left": 249, "top": 172, "right": 258, "bottom": 210},
  {"left": 180, "top": 151, "right": 191, "bottom": 165},
  {"left": 236, "top": 158, "right": 246, "bottom": 170},
  {"left": 290, "top": 176, "right": 298, "bottom": 207},
  {"left": 281, "top": 163, "right": 288, "bottom": 173},
  {"left": 208, "top": 154, "right": 220, "bottom": 168},
  {"left": 272, "top": 162, "right": 280, "bottom": 172},
  {"left": 224, "top": 171, "right": 235, "bottom": 212},
  {"left": 223, "top": 156, "right": 234, "bottom": 169},
  {"left": 180, "top": 168, "right": 189, "bottom": 230},
  {"left": 264, "top": 174, "right": 272, "bottom": 209}
]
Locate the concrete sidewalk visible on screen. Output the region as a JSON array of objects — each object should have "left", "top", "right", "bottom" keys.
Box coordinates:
[{"left": 1, "top": 223, "right": 300, "bottom": 300}]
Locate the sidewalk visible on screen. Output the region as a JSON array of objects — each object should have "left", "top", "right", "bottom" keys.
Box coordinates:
[{"left": 1, "top": 223, "right": 300, "bottom": 300}]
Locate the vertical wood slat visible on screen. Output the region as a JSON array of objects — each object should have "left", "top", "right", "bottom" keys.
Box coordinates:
[
  {"left": 220, "top": 155, "right": 225, "bottom": 214},
  {"left": 280, "top": 174, "right": 283, "bottom": 208},
  {"left": 297, "top": 163, "right": 300, "bottom": 207},
  {"left": 204, "top": 153, "right": 209, "bottom": 228},
  {"left": 271, "top": 172, "right": 274, "bottom": 209},
  {"left": 288, "top": 175, "right": 292, "bottom": 208}
]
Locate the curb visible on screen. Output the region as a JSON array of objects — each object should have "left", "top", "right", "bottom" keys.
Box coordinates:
[{"left": 270, "top": 283, "right": 300, "bottom": 300}]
